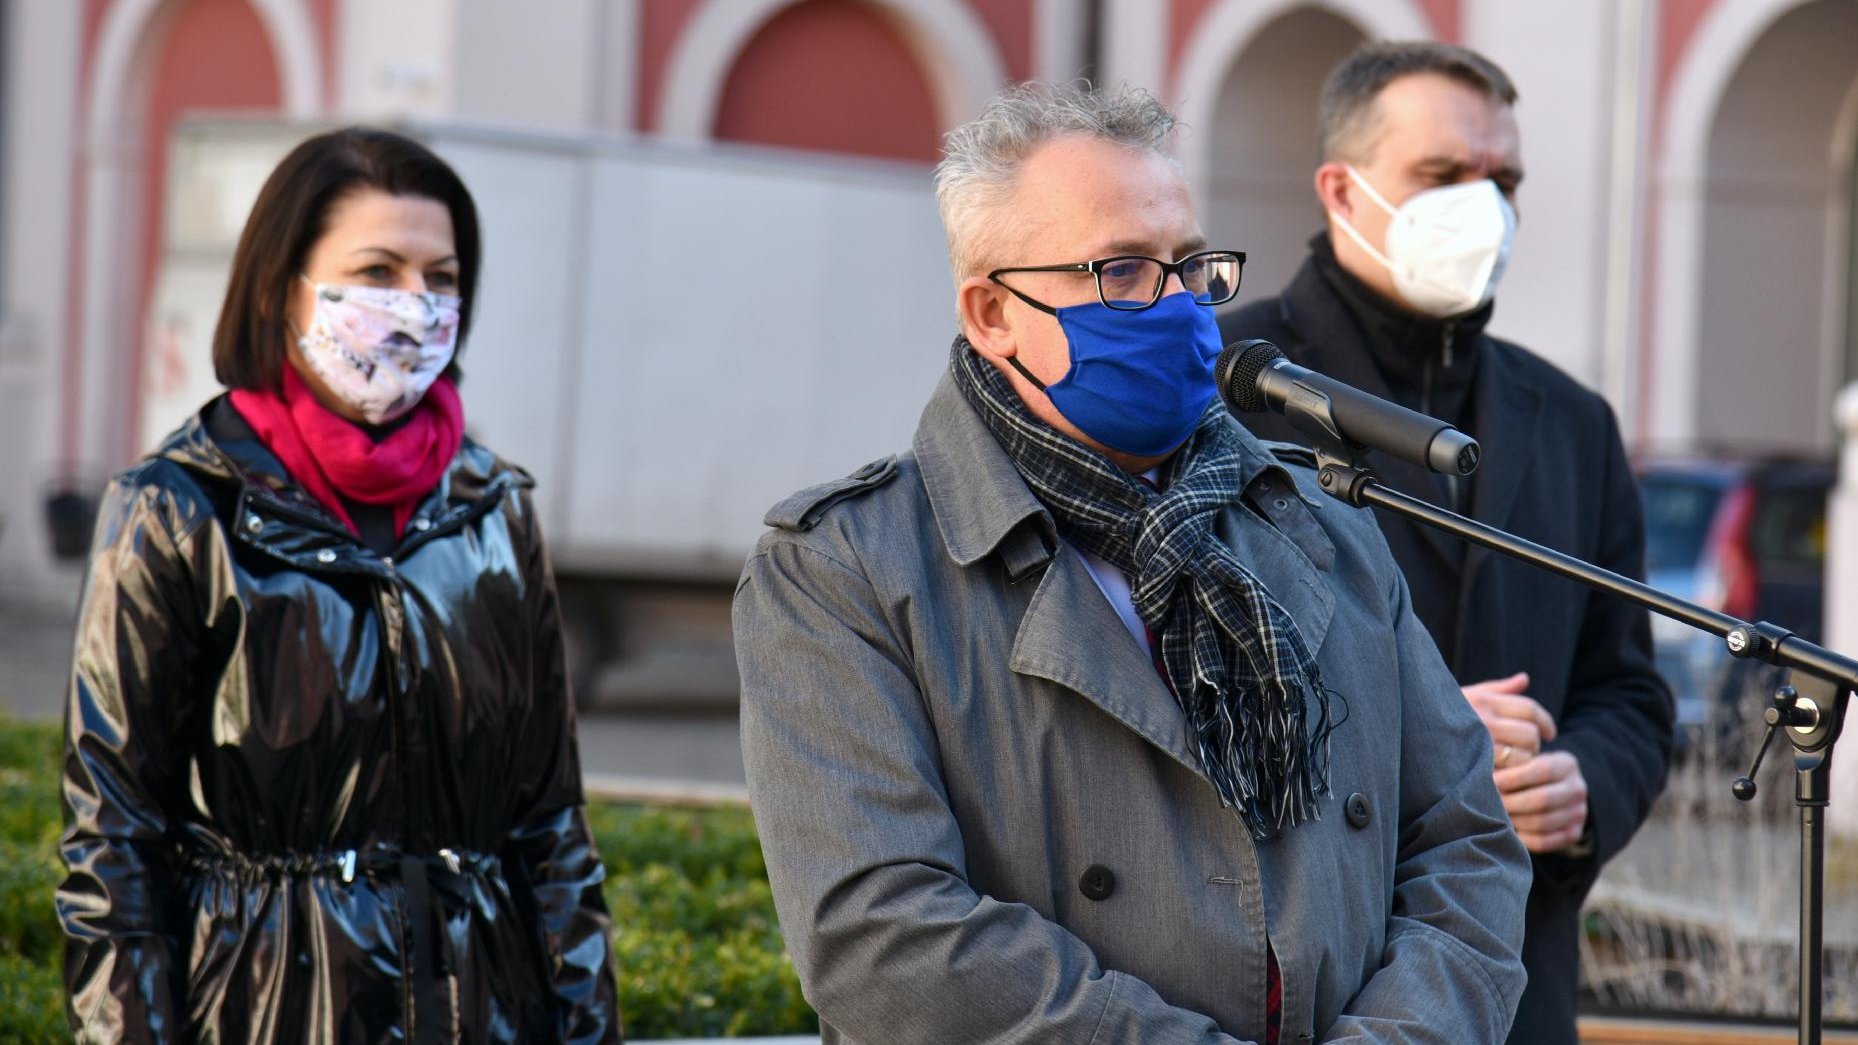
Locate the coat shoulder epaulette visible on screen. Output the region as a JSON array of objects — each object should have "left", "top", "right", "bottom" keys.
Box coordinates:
[
  {"left": 1262, "top": 440, "right": 1319, "bottom": 471},
  {"left": 764, "top": 455, "right": 902, "bottom": 533}
]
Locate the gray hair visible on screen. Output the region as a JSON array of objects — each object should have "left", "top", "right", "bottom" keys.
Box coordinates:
[
  {"left": 933, "top": 80, "right": 1180, "bottom": 282},
  {"left": 1319, "top": 41, "right": 1517, "bottom": 163}
]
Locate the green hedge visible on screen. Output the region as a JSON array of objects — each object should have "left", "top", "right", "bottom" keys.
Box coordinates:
[{"left": 0, "top": 715, "right": 815, "bottom": 1040}]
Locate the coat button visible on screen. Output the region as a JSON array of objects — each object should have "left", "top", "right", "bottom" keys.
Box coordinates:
[
  {"left": 245, "top": 515, "right": 263, "bottom": 533},
  {"left": 316, "top": 549, "right": 337, "bottom": 564},
  {"left": 1345, "top": 792, "right": 1371, "bottom": 829},
  {"left": 412, "top": 517, "right": 432, "bottom": 532},
  {"left": 1078, "top": 864, "right": 1116, "bottom": 901}
]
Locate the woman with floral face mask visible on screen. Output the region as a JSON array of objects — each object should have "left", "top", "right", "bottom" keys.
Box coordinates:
[{"left": 58, "top": 127, "right": 621, "bottom": 1043}]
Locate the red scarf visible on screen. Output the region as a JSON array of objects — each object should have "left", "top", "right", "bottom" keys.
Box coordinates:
[{"left": 229, "top": 365, "right": 464, "bottom": 538}]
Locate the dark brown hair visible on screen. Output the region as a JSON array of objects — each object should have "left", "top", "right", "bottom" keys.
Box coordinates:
[
  {"left": 211, "top": 126, "right": 482, "bottom": 391},
  {"left": 1319, "top": 41, "right": 1518, "bottom": 164}
]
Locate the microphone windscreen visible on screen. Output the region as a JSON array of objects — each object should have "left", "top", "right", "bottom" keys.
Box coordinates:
[{"left": 1217, "top": 339, "right": 1283, "bottom": 414}]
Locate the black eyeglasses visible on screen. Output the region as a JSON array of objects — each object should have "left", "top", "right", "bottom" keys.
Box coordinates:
[{"left": 989, "top": 250, "right": 1246, "bottom": 313}]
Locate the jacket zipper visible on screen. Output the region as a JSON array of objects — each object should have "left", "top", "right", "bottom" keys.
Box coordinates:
[
  {"left": 372, "top": 563, "right": 426, "bottom": 1039},
  {"left": 1437, "top": 326, "right": 1462, "bottom": 511}
]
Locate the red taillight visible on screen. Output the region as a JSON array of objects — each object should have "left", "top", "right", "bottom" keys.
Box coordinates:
[{"left": 1711, "top": 485, "right": 1759, "bottom": 620}]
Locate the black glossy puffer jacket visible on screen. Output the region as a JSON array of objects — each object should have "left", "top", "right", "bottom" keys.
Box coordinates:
[{"left": 58, "top": 398, "right": 621, "bottom": 1043}]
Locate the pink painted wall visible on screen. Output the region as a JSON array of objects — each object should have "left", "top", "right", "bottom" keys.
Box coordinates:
[
  {"left": 1415, "top": 0, "right": 1461, "bottom": 42},
  {"left": 964, "top": 0, "right": 1034, "bottom": 82},
  {"left": 637, "top": 0, "right": 1028, "bottom": 135},
  {"left": 637, "top": 0, "right": 706, "bottom": 133},
  {"left": 713, "top": 0, "right": 940, "bottom": 163},
  {"left": 1653, "top": 0, "right": 1720, "bottom": 148}
]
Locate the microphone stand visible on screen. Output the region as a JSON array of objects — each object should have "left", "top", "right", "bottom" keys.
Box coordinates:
[{"left": 1279, "top": 392, "right": 1854, "bottom": 1045}]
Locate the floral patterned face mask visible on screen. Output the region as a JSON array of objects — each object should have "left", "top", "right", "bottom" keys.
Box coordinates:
[{"left": 294, "top": 278, "right": 462, "bottom": 424}]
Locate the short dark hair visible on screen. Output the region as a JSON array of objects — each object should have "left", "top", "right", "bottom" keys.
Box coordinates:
[
  {"left": 212, "top": 126, "right": 482, "bottom": 391},
  {"left": 1318, "top": 41, "right": 1518, "bottom": 163}
]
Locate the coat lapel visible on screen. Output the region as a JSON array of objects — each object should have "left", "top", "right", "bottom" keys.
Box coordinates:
[
  {"left": 1009, "top": 546, "right": 1214, "bottom": 784},
  {"left": 1460, "top": 343, "right": 1543, "bottom": 588},
  {"left": 1216, "top": 499, "right": 1335, "bottom": 657},
  {"left": 1276, "top": 269, "right": 1464, "bottom": 569}
]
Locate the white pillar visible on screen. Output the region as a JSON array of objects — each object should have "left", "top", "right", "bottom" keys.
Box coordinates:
[
  {"left": 1034, "top": 0, "right": 1090, "bottom": 84},
  {"left": 1826, "top": 383, "right": 1858, "bottom": 837},
  {"left": 338, "top": 0, "right": 456, "bottom": 117},
  {"left": 1099, "top": 0, "right": 1168, "bottom": 96},
  {"left": 1462, "top": 0, "right": 1618, "bottom": 390},
  {"left": 0, "top": 0, "right": 85, "bottom": 603}
]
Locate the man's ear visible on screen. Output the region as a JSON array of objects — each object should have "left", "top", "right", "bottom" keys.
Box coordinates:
[
  {"left": 957, "top": 276, "right": 1017, "bottom": 362},
  {"left": 1314, "top": 161, "right": 1354, "bottom": 221}
]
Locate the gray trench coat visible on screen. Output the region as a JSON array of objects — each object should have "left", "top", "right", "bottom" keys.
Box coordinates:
[{"left": 734, "top": 374, "right": 1529, "bottom": 1044}]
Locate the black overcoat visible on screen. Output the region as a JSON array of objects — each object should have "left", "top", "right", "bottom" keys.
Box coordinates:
[
  {"left": 58, "top": 399, "right": 621, "bottom": 1043},
  {"left": 1221, "top": 250, "right": 1674, "bottom": 1045}
]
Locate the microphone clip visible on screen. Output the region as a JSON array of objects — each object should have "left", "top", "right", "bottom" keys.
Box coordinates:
[{"left": 1278, "top": 381, "right": 1379, "bottom": 508}]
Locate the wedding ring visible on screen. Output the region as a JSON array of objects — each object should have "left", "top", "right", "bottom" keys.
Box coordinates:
[{"left": 1497, "top": 743, "right": 1513, "bottom": 767}]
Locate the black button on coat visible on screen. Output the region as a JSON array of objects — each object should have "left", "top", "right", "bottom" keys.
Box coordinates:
[
  {"left": 57, "top": 399, "right": 621, "bottom": 1043},
  {"left": 1079, "top": 865, "right": 1117, "bottom": 901}
]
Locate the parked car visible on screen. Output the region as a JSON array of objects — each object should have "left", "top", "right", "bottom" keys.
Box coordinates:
[{"left": 1636, "top": 455, "right": 1835, "bottom": 761}]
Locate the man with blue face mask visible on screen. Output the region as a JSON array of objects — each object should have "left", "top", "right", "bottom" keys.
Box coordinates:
[
  {"left": 734, "top": 79, "right": 1529, "bottom": 1044},
  {"left": 1221, "top": 42, "right": 1675, "bottom": 1045}
]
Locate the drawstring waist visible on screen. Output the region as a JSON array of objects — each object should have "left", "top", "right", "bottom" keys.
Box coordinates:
[
  {"left": 183, "top": 843, "right": 495, "bottom": 1044},
  {"left": 184, "top": 843, "right": 500, "bottom": 884}
]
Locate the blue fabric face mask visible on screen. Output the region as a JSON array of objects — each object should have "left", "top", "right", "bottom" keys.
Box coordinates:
[{"left": 1006, "top": 291, "right": 1222, "bottom": 457}]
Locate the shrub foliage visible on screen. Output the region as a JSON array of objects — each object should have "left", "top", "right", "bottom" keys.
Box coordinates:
[{"left": 0, "top": 715, "right": 814, "bottom": 1040}]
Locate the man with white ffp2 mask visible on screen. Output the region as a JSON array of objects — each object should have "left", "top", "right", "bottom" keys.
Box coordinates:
[{"left": 1222, "top": 41, "right": 1673, "bottom": 1045}]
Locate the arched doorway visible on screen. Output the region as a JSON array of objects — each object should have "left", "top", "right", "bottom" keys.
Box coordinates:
[
  {"left": 74, "top": 0, "right": 319, "bottom": 469},
  {"left": 712, "top": 0, "right": 940, "bottom": 163},
  {"left": 1670, "top": 0, "right": 1858, "bottom": 452},
  {"left": 1173, "top": 0, "right": 1431, "bottom": 308},
  {"left": 657, "top": 0, "right": 1006, "bottom": 148},
  {"left": 1197, "top": 7, "right": 1367, "bottom": 306}
]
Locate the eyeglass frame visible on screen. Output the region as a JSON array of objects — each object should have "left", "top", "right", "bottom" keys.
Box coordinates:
[{"left": 987, "top": 249, "right": 1247, "bottom": 314}]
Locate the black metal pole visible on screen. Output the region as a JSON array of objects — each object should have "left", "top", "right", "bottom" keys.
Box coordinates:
[
  {"left": 1238, "top": 365, "right": 1856, "bottom": 1043},
  {"left": 1796, "top": 740, "right": 1834, "bottom": 1045},
  {"left": 1335, "top": 473, "right": 1856, "bottom": 1045},
  {"left": 1341, "top": 477, "right": 1858, "bottom": 689},
  {"left": 1803, "top": 799, "right": 1823, "bottom": 1045}
]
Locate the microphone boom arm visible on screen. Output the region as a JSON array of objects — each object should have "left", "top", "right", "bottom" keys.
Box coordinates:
[{"left": 1290, "top": 390, "right": 1853, "bottom": 1045}]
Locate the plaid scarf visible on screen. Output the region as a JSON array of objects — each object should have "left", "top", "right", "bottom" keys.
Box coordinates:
[{"left": 952, "top": 338, "right": 1332, "bottom": 838}]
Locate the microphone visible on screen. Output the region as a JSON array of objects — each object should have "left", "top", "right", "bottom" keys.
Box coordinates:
[{"left": 1217, "top": 339, "right": 1480, "bottom": 476}]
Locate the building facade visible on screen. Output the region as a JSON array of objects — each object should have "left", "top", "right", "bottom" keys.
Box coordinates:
[{"left": 2, "top": 0, "right": 1856, "bottom": 600}]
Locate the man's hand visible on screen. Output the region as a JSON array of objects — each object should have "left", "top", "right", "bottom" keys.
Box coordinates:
[
  {"left": 1494, "top": 751, "right": 1590, "bottom": 852},
  {"left": 1462, "top": 672, "right": 1555, "bottom": 769}
]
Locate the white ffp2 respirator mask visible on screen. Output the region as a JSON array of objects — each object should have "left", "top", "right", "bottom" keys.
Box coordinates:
[{"left": 1331, "top": 166, "right": 1516, "bottom": 318}]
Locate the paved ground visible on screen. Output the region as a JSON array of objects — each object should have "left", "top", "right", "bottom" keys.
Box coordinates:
[{"left": 0, "top": 598, "right": 747, "bottom": 789}]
